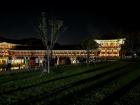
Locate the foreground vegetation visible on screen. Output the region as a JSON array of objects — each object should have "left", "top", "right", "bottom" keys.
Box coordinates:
[{"left": 0, "top": 61, "right": 140, "bottom": 105}]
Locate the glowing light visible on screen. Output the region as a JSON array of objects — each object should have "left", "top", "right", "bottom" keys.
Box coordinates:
[{"left": 95, "top": 38, "right": 125, "bottom": 57}]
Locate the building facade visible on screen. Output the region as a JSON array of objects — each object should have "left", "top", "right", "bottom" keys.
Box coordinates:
[
  {"left": 95, "top": 39, "right": 125, "bottom": 57},
  {"left": 0, "top": 39, "right": 125, "bottom": 70}
]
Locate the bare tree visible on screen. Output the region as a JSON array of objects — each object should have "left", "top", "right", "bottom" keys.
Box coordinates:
[{"left": 38, "top": 12, "right": 64, "bottom": 74}]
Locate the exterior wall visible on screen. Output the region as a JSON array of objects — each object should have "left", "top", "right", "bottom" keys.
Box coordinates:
[
  {"left": 9, "top": 50, "right": 97, "bottom": 58},
  {"left": 0, "top": 49, "right": 98, "bottom": 66}
]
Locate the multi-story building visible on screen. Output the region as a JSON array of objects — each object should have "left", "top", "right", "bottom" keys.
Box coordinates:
[
  {"left": 0, "top": 38, "right": 125, "bottom": 70},
  {"left": 95, "top": 38, "right": 125, "bottom": 57}
]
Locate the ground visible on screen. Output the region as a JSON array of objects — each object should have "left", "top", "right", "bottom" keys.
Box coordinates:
[{"left": 0, "top": 60, "right": 140, "bottom": 105}]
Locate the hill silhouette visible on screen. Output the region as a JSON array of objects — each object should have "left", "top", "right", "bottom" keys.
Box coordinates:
[{"left": 0, "top": 36, "right": 82, "bottom": 50}]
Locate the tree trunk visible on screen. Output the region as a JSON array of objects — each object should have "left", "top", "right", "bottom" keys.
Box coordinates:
[{"left": 47, "top": 48, "right": 50, "bottom": 74}]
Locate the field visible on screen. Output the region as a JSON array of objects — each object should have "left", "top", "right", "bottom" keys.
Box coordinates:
[{"left": 0, "top": 61, "right": 140, "bottom": 105}]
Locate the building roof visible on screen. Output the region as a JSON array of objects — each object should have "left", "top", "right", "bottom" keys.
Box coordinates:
[{"left": 94, "top": 38, "right": 125, "bottom": 44}]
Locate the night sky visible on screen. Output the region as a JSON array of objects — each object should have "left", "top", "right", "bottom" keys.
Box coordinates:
[{"left": 0, "top": 1, "right": 139, "bottom": 45}]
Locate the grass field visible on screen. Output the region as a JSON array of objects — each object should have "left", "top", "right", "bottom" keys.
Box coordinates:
[{"left": 0, "top": 61, "right": 140, "bottom": 105}]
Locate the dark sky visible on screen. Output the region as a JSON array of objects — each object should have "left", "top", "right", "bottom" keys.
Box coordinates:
[{"left": 0, "top": 1, "right": 139, "bottom": 45}]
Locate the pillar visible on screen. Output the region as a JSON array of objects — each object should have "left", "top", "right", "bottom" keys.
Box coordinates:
[{"left": 57, "top": 57, "right": 60, "bottom": 65}]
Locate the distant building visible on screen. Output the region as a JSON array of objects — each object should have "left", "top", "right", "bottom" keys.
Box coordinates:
[
  {"left": 0, "top": 42, "right": 18, "bottom": 65},
  {"left": 0, "top": 38, "right": 125, "bottom": 70},
  {"left": 95, "top": 38, "right": 125, "bottom": 57}
]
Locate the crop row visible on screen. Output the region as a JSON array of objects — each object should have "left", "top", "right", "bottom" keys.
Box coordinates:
[
  {"left": 113, "top": 77, "right": 140, "bottom": 105},
  {"left": 0, "top": 62, "right": 111, "bottom": 94},
  {"left": 0, "top": 70, "right": 41, "bottom": 85},
  {"left": 72, "top": 62, "right": 140, "bottom": 105},
  {"left": 0, "top": 62, "right": 128, "bottom": 105},
  {"left": 34, "top": 62, "right": 133, "bottom": 105}
]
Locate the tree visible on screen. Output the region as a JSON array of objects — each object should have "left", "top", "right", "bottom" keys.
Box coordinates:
[
  {"left": 112, "top": 31, "right": 126, "bottom": 57},
  {"left": 124, "top": 32, "right": 140, "bottom": 57},
  {"left": 81, "top": 37, "right": 98, "bottom": 64},
  {"left": 113, "top": 31, "right": 140, "bottom": 58},
  {"left": 38, "top": 12, "right": 64, "bottom": 74}
]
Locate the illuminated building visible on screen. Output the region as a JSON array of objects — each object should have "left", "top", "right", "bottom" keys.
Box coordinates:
[
  {"left": 0, "top": 42, "right": 18, "bottom": 65},
  {"left": 95, "top": 38, "right": 125, "bottom": 57},
  {"left": 0, "top": 38, "right": 125, "bottom": 70}
]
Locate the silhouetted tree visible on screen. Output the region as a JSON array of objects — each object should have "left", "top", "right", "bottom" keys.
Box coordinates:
[
  {"left": 81, "top": 36, "right": 98, "bottom": 63},
  {"left": 38, "top": 12, "right": 64, "bottom": 73},
  {"left": 113, "top": 31, "right": 140, "bottom": 57}
]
